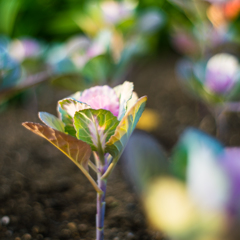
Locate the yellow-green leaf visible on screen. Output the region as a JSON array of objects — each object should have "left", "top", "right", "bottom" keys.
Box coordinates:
[
  {"left": 106, "top": 96, "right": 147, "bottom": 158},
  {"left": 113, "top": 81, "right": 133, "bottom": 120},
  {"left": 58, "top": 98, "right": 90, "bottom": 137},
  {"left": 74, "top": 109, "right": 119, "bottom": 152}
]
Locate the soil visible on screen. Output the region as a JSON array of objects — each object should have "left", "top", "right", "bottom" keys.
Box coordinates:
[{"left": 1, "top": 54, "right": 240, "bottom": 240}]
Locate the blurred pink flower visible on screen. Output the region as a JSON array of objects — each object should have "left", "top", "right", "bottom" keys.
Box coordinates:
[{"left": 101, "top": 1, "right": 134, "bottom": 24}]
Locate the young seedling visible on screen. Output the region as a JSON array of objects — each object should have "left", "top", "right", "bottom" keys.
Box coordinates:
[
  {"left": 22, "top": 81, "right": 147, "bottom": 240},
  {"left": 177, "top": 53, "right": 240, "bottom": 139}
]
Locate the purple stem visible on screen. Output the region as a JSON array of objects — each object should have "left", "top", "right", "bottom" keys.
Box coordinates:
[{"left": 96, "top": 157, "right": 107, "bottom": 240}]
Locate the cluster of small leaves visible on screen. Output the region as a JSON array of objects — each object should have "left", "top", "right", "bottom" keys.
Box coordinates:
[
  {"left": 23, "top": 82, "right": 147, "bottom": 184},
  {"left": 176, "top": 57, "right": 240, "bottom": 105},
  {"left": 48, "top": 1, "right": 165, "bottom": 91},
  {"left": 168, "top": 0, "right": 240, "bottom": 109}
]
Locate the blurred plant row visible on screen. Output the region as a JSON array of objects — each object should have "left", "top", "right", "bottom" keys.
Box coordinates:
[
  {"left": 0, "top": 0, "right": 165, "bottom": 108},
  {"left": 2, "top": 0, "right": 240, "bottom": 239},
  {"left": 129, "top": 1, "right": 240, "bottom": 240},
  {"left": 2, "top": 0, "right": 240, "bottom": 109},
  {"left": 172, "top": 0, "right": 240, "bottom": 124}
]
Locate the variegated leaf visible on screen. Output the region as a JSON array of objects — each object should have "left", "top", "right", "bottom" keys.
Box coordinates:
[
  {"left": 58, "top": 98, "right": 90, "bottom": 136},
  {"left": 113, "top": 81, "right": 133, "bottom": 120},
  {"left": 105, "top": 96, "right": 147, "bottom": 158},
  {"left": 39, "top": 112, "right": 65, "bottom": 132},
  {"left": 70, "top": 91, "right": 83, "bottom": 100},
  {"left": 126, "top": 91, "right": 139, "bottom": 111},
  {"left": 22, "top": 122, "right": 92, "bottom": 170},
  {"left": 74, "top": 109, "right": 119, "bottom": 152},
  {"left": 57, "top": 105, "right": 76, "bottom": 137}
]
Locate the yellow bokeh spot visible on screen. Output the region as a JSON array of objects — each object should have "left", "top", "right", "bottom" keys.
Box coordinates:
[
  {"left": 207, "top": 5, "right": 226, "bottom": 28},
  {"left": 144, "top": 177, "right": 227, "bottom": 239},
  {"left": 144, "top": 177, "right": 197, "bottom": 235},
  {"left": 137, "top": 108, "right": 161, "bottom": 132}
]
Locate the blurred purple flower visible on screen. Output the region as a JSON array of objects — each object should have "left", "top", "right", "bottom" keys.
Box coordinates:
[
  {"left": 220, "top": 148, "right": 240, "bottom": 214},
  {"left": 205, "top": 53, "right": 240, "bottom": 94}
]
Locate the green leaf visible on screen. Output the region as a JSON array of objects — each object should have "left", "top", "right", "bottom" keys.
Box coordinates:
[
  {"left": 171, "top": 128, "right": 224, "bottom": 181},
  {"left": 114, "top": 81, "right": 133, "bottom": 120},
  {"left": 74, "top": 109, "right": 119, "bottom": 152},
  {"left": 38, "top": 112, "right": 65, "bottom": 132},
  {"left": 226, "top": 73, "right": 240, "bottom": 101},
  {"left": 0, "top": 0, "right": 22, "bottom": 35},
  {"left": 105, "top": 96, "right": 147, "bottom": 158},
  {"left": 58, "top": 105, "right": 76, "bottom": 136},
  {"left": 81, "top": 55, "right": 114, "bottom": 84},
  {"left": 22, "top": 122, "right": 92, "bottom": 171},
  {"left": 47, "top": 12, "right": 81, "bottom": 34},
  {"left": 51, "top": 74, "right": 86, "bottom": 92},
  {"left": 58, "top": 98, "right": 90, "bottom": 136}
]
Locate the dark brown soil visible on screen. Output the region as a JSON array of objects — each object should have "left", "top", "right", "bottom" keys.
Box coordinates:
[{"left": 1, "top": 55, "right": 240, "bottom": 240}]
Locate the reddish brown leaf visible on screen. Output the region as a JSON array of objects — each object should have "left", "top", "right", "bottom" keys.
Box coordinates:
[{"left": 22, "top": 122, "right": 92, "bottom": 170}]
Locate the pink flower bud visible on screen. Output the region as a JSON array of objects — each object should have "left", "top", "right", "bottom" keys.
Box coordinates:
[
  {"left": 101, "top": 1, "right": 134, "bottom": 24},
  {"left": 79, "top": 85, "right": 120, "bottom": 117}
]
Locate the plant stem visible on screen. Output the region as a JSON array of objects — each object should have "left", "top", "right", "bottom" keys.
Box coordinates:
[
  {"left": 101, "top": 154, "right": 120, "bottom": 180},
  {"left": 88, "top": 160, "right": 100, "bottom": 173},
  {"left": 96, "top": 163, "right": 107, "bottom": 240},
  {"left": 75, "top": 162, "right": 102, "bottom": 194}
]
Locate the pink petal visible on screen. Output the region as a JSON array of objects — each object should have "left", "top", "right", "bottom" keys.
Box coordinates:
[{"left": 79, "top": 85, "right": 120, "bottom": 117}]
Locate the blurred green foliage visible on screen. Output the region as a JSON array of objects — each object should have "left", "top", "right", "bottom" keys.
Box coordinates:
[
  {"left": 0, "top": 0, "right": 167, "bottom": 42},
  {"left": 0, "top": 0, "right": 90, "bottom": 40}
]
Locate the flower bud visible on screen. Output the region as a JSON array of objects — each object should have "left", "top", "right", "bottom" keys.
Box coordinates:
[{"left": 205, "top": 53, "right": 239, "bottom": 94}]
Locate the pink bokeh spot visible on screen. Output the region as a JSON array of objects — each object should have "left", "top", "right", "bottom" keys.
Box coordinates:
[{"left": 79, "top": 85, "right": 120, "bottom": 117}]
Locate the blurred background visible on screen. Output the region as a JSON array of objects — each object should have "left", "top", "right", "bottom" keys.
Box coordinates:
[{"left": 1, "top": 0, "right": 240, "bottom": 239}]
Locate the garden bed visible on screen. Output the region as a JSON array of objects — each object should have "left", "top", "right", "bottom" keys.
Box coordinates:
[{"left": 1, "top": 55, "right": 240, "bottom": 240}]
